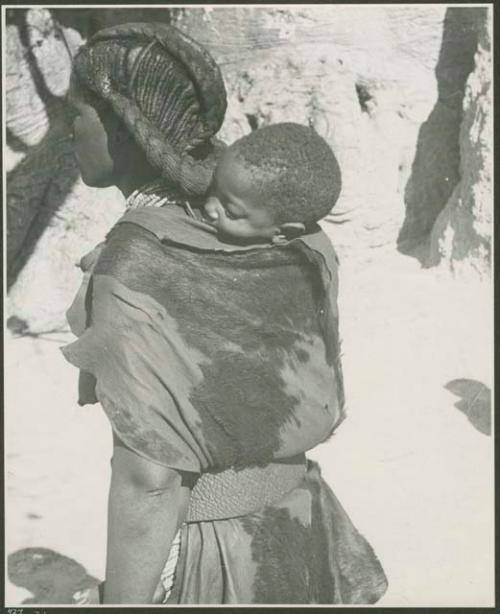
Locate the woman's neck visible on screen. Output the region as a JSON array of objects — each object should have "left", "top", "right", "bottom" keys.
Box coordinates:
[
  {"left": 114, "top": 156, "right": 159, "bottom": 198},
  {"left": 115, "top": 173, "right": 156, "bottom": 199}
]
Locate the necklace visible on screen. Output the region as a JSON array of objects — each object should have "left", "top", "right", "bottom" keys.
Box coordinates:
[{"left": 125, "top": 180, "right": 196, "bottom": 218}]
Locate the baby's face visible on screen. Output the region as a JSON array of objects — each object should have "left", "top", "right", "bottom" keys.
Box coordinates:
[{"left": 203, "top": 151, "right": 278, "bottom": 242}]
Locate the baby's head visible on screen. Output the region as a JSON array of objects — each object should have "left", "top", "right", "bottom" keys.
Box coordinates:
[{"left": 203, "top": 123, "right": 342, "bottom": 243}]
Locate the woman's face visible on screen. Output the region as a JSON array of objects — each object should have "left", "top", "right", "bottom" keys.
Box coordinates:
[{"left": 67, "top": 78, "right": 116, "bottom": 187}]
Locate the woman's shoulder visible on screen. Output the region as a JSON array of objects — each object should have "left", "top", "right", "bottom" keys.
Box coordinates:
[{"left": 94, "top": 219, "right": 166, "bottom": 279}]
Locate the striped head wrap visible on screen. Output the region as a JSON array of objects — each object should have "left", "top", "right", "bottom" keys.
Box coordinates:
[{"left": 72, "top": 22, "right": 227, "bottom": 196}]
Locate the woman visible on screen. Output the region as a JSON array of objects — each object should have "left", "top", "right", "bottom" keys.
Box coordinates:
[{"left": 62, "top": 22, "right": 387, "bottom": 604}]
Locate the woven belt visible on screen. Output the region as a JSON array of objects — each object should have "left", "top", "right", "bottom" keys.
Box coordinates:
[{"left": 186, "top": 454, "right": 307, "bottom": 522}]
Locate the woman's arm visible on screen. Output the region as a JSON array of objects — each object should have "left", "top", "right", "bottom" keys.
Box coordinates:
[{"left": 103, "top": 432, "right": 192, "bottom": 604}]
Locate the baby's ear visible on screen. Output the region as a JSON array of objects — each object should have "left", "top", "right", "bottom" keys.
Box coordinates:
[
  {"left": 272, "top": 222, "right": 306, "bottom": 245},
  {"left": 279, "top": 222, "right": 306, "bottom": 238}
]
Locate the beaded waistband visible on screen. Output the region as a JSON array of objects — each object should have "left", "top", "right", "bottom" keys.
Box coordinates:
[{"left": 186, "top": 454, "right": 307, "bottom": 522}]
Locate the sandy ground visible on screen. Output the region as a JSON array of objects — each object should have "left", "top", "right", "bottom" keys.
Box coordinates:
[{"left": 5, "top": 251, "right": 494, "bottom": 607}]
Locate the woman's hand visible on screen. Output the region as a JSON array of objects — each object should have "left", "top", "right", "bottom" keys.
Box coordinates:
[{"left": 103, "top": 432, "right": 193, "bottom": 604}]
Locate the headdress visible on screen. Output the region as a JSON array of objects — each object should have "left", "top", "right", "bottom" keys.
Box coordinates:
[{"left": 73, "top": 23, "right": 227, "bottom": 196}]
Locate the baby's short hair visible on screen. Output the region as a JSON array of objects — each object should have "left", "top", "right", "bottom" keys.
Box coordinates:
[{"left": 230, "top": 123, "right": 341, "bottom": 226}]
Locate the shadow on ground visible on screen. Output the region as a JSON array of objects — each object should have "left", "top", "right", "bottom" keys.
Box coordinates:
[
  {"left": 8, "top": 547, "right": 101, "bottom": 604},
  {"left": 445, "top": 378, "right": 491, "bottom": 436}
]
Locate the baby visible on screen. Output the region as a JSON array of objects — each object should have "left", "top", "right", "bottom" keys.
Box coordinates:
[
  {"left": 201, "top": 122, "right": 342, "bottom": 244},
  {"left": 73, "top": 123, "right": 341, "bottom": 282}
]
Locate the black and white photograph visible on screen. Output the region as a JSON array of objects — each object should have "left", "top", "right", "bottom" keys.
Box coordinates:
[{"left": 4, "top": 3, "right": 494, "bottom": 607}]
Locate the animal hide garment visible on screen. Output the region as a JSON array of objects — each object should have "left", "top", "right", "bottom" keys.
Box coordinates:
[{"left": 62, "top": 205, "right": 345, "bottom": 472}]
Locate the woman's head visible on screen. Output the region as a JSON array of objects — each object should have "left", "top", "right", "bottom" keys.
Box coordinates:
[{"left": 69, "top": 23, "right": 227, "bottom": 195}]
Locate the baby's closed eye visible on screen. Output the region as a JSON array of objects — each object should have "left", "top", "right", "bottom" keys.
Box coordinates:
[
  {"left": 224, "top": 206, "right": 245, "bottom": 220},
  {"left": 224, "top": 209, "right": 239, "bottom": 220}
]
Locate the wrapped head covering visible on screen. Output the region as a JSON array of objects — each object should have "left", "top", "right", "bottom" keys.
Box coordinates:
[{"left": 72, "top": 23, "right": 227, "bottom": 196}]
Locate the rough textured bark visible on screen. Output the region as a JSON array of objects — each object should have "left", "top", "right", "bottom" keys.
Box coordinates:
[
  {"left": 6, "top": 6, "right": 492, "bottom": 333},
  {"left": 426, "top": 10, "right": 492, "bottom": 276},
  {"left": 173, "top": 6, "right": 448, "bottom": 260},
  {"left": 6, "top": 9, "right": 78, "bottom": 284},
  {"left": 6, "top": 9, "right": 127, "bottom": 332}
]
